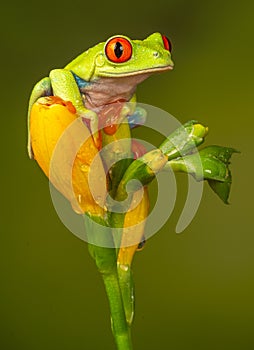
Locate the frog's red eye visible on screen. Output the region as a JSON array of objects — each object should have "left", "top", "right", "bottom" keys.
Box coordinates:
[
  {"left": 105, "top": 37, "right": 132, "bottom": 63},
  {"left": 162, "top": 35, "right": 172, "bottom": 53}
]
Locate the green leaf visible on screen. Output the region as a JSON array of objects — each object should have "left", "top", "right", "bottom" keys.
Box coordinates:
[
  {"left": 200, "top": 147, "right": 238, "bottom": 202},
  {"left": 199, "top": 146, "right": 239, "bottom": 164},
  {"left": 200, "top": 156, "right": 229, "bottom": 181},
  {"left": 159, "top": 120, "right": 208, "bottom": 160},
  {"left": 167, "top": 153, "right": 229, "bottom": 182},
  {"left": 167, "top": 145, "right": 238, "bottom": 203},
  {"left": 208, "top": 171, "right": 232, "bottom": 204}
]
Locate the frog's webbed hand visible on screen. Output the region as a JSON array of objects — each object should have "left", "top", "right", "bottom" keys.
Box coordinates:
[
  {"left": 127, "top": 106, "right": 147, "bottom": 129},
  {"left": 121, "top": 95, "right": 147, "bottom": 129},
  {"left": 49, "top": 69, "right": 100, "bottom": 148}
]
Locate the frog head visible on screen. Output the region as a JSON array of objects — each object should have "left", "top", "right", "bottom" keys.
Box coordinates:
[{"left": 66, "top": 32, "right": 174, "bottom": 81}]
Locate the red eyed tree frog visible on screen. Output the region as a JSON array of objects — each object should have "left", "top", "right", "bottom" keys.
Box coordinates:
[{"left": 27, "top": 32, "right": 174, "bottom": 158}]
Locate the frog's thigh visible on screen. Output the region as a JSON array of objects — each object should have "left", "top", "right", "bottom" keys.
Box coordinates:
[{"left": 49, "top": 69, "right": 83, "bottom": 108}]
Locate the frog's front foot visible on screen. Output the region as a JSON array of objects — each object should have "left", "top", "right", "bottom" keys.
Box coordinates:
[
  {"left": 118, "top": 103, "right": 147, "bottom": 129},
  {"left": 119, "top": 102, "right": 133, "bottom": 121},
  {"left": 80, "top": 110, "right": 101, "bottom": 149},
  {"left": 127, "top": 106, "right": 147, "bottom": 129}
]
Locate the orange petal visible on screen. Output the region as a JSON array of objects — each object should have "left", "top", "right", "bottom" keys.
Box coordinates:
[
  {"left": 117, "top": 187, "right": 149, "bottom": 266},
  {"left": 30, "top": 96, "right": 106, "bottom": 215}
]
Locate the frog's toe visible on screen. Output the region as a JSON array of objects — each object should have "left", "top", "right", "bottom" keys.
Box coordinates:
[{"left": 127, "top": 107, "right": 147, "bottom": 129}]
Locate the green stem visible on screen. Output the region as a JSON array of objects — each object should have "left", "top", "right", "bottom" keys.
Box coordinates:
[
  {"left": 84, "top": 214, "right": 132, "bottom": 349},
  {"left": 117, "top": 264, "right": 135, "bottom": 326},
  {"left": 102, "top": 270, "right": 133, "bottom": 350}
]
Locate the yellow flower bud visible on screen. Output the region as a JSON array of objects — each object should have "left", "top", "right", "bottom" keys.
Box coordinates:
[
  {"left": 192, "top": 123, "right": 209, "bottom": 138},
  {"left": 29, "top": 96, "right": 106, "bottom": 216},
  {"left": 117, "top": 187, "right": 149, "bottom": 267}
]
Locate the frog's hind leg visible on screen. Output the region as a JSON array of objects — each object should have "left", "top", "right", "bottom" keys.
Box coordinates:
[{"left": 27, "top": 77, "right": 52, "bottom": 158}]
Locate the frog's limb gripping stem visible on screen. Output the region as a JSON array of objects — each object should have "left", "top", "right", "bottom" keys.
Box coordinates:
[
  {"left": 80, "top": 109, "right": 100, "bottom": 148},
  {"left": 49, "top": 69, "right": 101, "bottom": 148},
  {"left": 127, "top": 106, "right": 147, "bottom": 129}
]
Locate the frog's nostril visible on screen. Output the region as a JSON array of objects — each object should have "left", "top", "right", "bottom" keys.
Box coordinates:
[{"left": 153, "top": 51, "right": 159, "bottom": 58}]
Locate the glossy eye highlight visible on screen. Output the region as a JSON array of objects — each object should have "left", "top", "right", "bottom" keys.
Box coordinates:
[
  {"left": 105, "top": 37, "right": 132, "bottom": 63},
  {"left": 162, "top": 35, "right": 172, "bottom": 53}
]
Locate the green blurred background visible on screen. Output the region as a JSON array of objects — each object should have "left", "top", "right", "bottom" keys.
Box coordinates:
[{"left": 1, "top": 0, "right": 253, "bottom": 349}]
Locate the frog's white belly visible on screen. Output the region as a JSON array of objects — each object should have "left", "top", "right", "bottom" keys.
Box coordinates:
[{"left": 82, "top": 74, "right": 151, "bottom": 111}]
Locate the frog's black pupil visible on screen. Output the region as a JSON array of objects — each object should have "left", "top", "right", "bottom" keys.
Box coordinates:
[{"left": 114, "top": 42, "right": 123, "bottom": 58}]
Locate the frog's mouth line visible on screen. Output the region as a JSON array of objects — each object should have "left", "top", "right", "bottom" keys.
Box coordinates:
[{"left": 99, "top": 65, "right": 174, "bottom": 77}]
